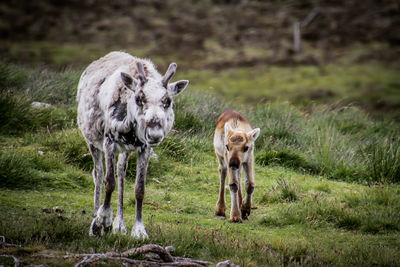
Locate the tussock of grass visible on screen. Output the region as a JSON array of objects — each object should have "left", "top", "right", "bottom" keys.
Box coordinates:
[
  {"left": 260, "top": 188, "right": 400, "bottom": 234},
  {"left": 363, "top": 134, "right": 400, "bottom": 184},
  {"left": 0, "top": 62, "right": 27, "bottom": 88},
  {"left": 0, "top": 91, "right": 76, "bottom": 136},
  {"left": 174, "top": 91, "right": 228, "bottom": 137},
  {"left": 43, "top": 129, "right": 92, "bottom": 171},
  {"left": 0, "top": 148, "right": 90, "bottom": 190},
  {"left": 0, "top": 149, "right": 37, "bottom": 189},
  {"left": 256, "top": 149, "right": 318, "bottom": 173},
  {"left": 260, "top": 178, "right": 300, "bottom": 203}
]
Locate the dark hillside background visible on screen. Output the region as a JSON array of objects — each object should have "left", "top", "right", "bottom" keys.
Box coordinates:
[{"left": 1, "top": 0, "right": 399, "bottom": 68}]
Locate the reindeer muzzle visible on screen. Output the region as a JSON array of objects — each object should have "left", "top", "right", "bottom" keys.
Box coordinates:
[{"left": 146, "top": 127, "right": 164, "bottom": 146}]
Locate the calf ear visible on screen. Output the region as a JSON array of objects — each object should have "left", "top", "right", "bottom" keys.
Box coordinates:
[
  {"left": 168, "top": 80, "right": 189, "bottom": 96},
  {"left": 247, "top": 128, "right": 260, "bottom": 141},
  {"left": 121, "top": 72, "right": 139, "bottom": 91},
  {"left": 224, "top": 122, "right": 233, "bottom": 141}
]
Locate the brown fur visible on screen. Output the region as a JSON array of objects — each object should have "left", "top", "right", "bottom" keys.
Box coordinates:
[{"left": 216, "top": 109, "right": 251, "bottom": 130}]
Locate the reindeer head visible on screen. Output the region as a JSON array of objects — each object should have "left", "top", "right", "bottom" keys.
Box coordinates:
[
  {"left": 224, "top": 123, "right": 260, "bottom": 170},
  {"left": 121, "top": 62, "right": 188, "bottom": 146}
]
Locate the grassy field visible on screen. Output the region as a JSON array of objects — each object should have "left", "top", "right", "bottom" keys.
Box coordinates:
[{"left": 0, "top": 61, "right": 400, "bottom": 266}]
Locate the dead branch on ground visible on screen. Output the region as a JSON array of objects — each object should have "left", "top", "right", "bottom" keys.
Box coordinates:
[{"left": 33, "top": 244, "right": 211, "bottom": 267}]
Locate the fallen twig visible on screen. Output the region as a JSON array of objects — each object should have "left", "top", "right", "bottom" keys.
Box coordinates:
[
  {"left": 32, "top": 244, "right": 210, "bottom": 267},
  {"left": 0, "top": 236, "right": 21, "bottom": 248},
  {"left": 0, "top": 254, "right": 21, "bottom": 267}
]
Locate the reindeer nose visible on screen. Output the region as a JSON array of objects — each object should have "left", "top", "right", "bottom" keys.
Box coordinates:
[{"left": 146, "top": 128, "right": 164, "bottom": 145}]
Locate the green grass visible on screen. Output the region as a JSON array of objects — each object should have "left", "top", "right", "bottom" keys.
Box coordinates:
[{"left": 0, "top": 63, "right": 399, "bottom": 266}]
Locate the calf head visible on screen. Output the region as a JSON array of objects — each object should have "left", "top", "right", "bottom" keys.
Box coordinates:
[
  {"left": 121, "top": 62, "right": 188, "bottom": 146},
  {"left": 224, "top": 123, "right": 260, "bottom": 170}
]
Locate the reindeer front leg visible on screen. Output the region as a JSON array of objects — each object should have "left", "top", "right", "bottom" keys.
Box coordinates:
[
  {"left": 112, "top": 152, "right": 130, "bottom": 234},
  {"left": 131, "top": 145, "right": 150, "bottom": 239},
  {"left": 90, "top": 135, "right": 116, "bottom": 236}
]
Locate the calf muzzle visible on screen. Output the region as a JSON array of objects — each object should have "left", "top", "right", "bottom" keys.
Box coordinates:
[{"left": 229, "top": 159, "right": 240, "bottom": 170}]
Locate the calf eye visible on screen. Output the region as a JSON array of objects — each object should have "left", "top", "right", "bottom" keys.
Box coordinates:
[
  {"left": 225, "top": 145, "right": 230, "bottom": 151},
  {"left": 244, "top": 146, "right": 249, "bottom": 152}
]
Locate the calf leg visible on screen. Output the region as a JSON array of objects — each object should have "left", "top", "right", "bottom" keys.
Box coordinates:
[
  {"left": 241, "top": 159, "right": 255, "bottom": 220},
  {"left": 131, "top": 146, "right": 150, "bottom": 239},
  {"left": 90, "top": 136, "right": 116, "bottom": 236},
  {"left": 215, "top": 155, "right": 227, "bottom": 217},
  {"left": 112, "top": 152, "right": 130, "bottom": 234},
  {"left": 89, "top": 144, "right": 104, "bottom": 216},
  {"left": 228, "top": 166, "right": 242, "bottom": 223},
  {"left": 238, "top": 168, "right": 243, "bottom": 210}
]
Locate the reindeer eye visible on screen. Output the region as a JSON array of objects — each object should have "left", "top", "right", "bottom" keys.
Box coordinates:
[
  {"left": 244, "top": 146, "right": 249, "bottom": 152},
  {"left": 135, "top": 96, "right": 145, "bottom": 107},
  {"left": 225, "top": 145, "right": 230, "bottom": 151},
  {"left": 163, "top": 97, "right": 171, "bottom": 109}
]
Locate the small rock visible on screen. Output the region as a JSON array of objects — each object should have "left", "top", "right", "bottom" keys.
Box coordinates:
[
  {"left": 165, "top": 246, "right": 175, "bottom": 254},
  {"left": 31, "top": 102, "right": 52, "bottom": 108},
  {"left": 42, "top": 208, "right": 52, "bottom": 214},
  {"left": 152, "top": 178, "right": 162, "bottom": 184},
  {"left": 216, "top": 260, "right": 240, "bottom": 267},
  {"left": 54, "top": 206, "right": 65, "bottom": 213},
  {"left": 150, "top": 148, "right": 159, "bottom": 162}
]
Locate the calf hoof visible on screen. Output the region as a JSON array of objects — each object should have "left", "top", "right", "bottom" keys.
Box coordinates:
[
  {"left": 112, "top": 217, "right": 127, "bottom": 235},
  {"left": 241, "top": 208, "right": 250, "bottom": 220},
  {"left": 229, "top": 216, "right": 242, "bottom": 223},
  {"left": 215, "top": 206, "right": 226, "bottom": 217},
  {"left": 215, "top": 211, "right": 226, "bottom": 217},
  {"left": 131, "top": 222, "right": 149, "bottom": 239},
  {"left": 89, "top": 205, "right": 113, "bottom": 236}
]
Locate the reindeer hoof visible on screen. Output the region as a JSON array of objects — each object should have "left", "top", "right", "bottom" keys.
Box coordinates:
[
  {"left": 89, "top": 218, "right": 103, "bottom": 236},
  {"left": 113, "top": 217, "right": 127, "bottom": 235},
  {"left": 89, "top": 205, "right": 113, "bottom": 236},
  {"left": 229, "top": 216, "right": 242, "bottom": 223},
  {"left": 131, "top": 222, "right": 148, "bottom": 239}
]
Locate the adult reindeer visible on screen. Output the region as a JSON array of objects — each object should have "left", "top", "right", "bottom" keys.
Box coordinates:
[{"left": 77, "top": 51, "right": 189, "bottom": 238}]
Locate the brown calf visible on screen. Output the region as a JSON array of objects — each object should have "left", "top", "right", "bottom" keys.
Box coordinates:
[{"left": 213, "top": 110, "right": 260, "bottom": 223}]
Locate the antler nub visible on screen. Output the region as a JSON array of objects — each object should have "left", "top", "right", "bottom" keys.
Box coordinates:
[
  {"left": 136, "top": 62, "right": 147, "bottom": 85},
  {"left": 162, "top": 63, "right": 177, "bottom": 87}
]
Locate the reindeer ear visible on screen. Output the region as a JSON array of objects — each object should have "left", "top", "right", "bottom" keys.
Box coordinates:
[
  {"left": 168, "top": 80, "right": 189, "bottom": 96},
  {"left": 247, "top": 128, "right": 260, "bottom": 141},
  {"left": 121, "top": 72, "right": 139, "bottom": 91}
]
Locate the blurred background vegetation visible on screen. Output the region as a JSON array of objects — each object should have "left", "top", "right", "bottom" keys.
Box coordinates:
[{"left": 1, "top": 0, "right": 399, "bottom": 119}]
